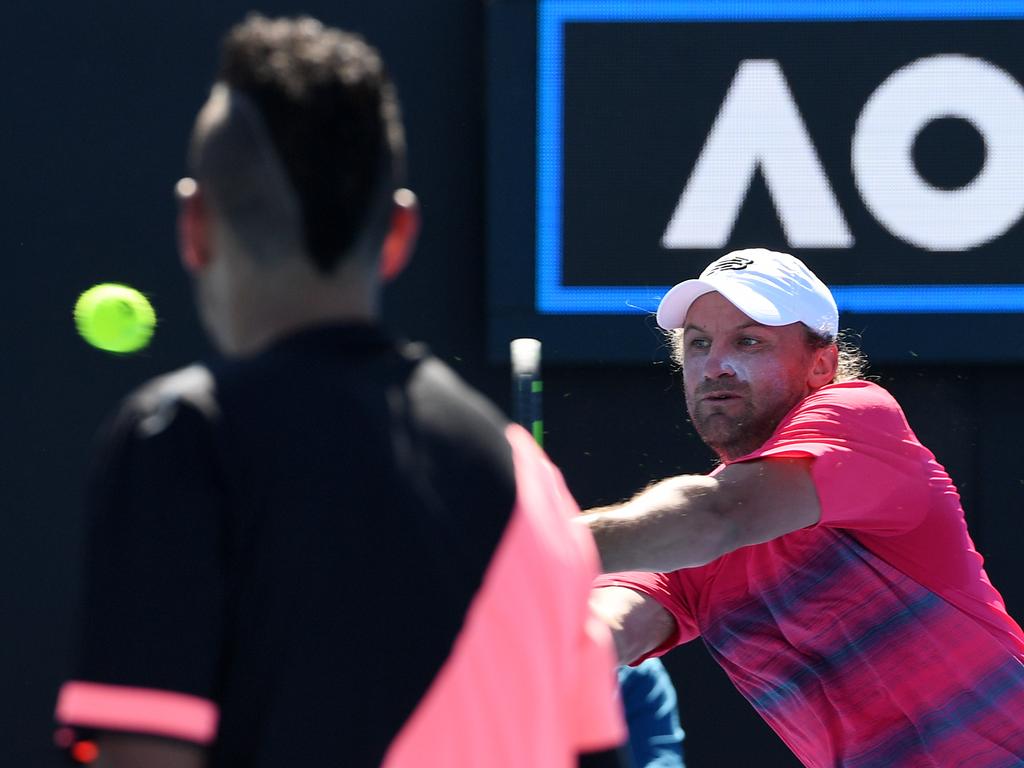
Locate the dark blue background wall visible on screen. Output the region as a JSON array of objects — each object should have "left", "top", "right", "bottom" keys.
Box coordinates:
[{"left": 2, "top": 3, "right": 1021, "bottom": 766}]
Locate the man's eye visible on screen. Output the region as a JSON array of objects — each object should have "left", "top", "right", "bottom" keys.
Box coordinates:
[
  {"left": 739, "top": 337, "right": 761, "bottom": 346},
  {"left": 689, "top": 338, "right": 710, "bottom": 349}
]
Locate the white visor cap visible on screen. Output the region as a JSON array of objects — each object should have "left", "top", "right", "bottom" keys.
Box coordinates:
[{"left": 655, "top": 248, "right": 838, "bottom": 338}]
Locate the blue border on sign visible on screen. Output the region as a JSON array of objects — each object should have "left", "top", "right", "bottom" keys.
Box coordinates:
[{"left": 537, "top": 0, "right": 1024, "bottom": 314}]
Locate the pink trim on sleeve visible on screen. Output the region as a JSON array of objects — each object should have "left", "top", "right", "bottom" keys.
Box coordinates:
[{"left": 55, "top": 681, "right": 219, "bottom": 745}]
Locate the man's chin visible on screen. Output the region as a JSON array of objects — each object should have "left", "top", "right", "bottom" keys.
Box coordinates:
[
  {"left": 693, "top": 418, "right": 742, "bottom": 451},
  {"left": 694, "top": 417, "right": 773, "bottom": 461}
]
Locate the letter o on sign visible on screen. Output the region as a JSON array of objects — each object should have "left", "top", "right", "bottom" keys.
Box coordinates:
[{"left": 853, "top": 54, "right": 1024, "bottom": 251}]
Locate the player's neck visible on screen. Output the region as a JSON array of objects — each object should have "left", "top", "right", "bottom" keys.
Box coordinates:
[
  {"left": 216, "top": 256, "right": 381, "bottom": 357},
  {"left": 242, "top": 298, "right": 378, "bottom": 355}
]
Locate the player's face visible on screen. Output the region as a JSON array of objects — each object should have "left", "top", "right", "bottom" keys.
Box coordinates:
[{"left": 681, "top": 292, "right": 815, "bottom": 461}]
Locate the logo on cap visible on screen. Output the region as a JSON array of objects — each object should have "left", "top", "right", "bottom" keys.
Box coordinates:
[{"left": 705, "top": 256, "right": 754, "bottom": 276}]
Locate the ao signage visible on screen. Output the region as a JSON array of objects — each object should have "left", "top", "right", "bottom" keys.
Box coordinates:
[
  {"left": 539, "top": 1, "right": 1024, "bottom": 315},
  {"left": 662, "top": 55, "right": 1024, "bottom": 254}
]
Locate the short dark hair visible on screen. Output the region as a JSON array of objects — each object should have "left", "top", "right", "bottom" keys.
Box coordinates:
[{"left": 203, "top": 14, "right": 405, "bottom": 272}]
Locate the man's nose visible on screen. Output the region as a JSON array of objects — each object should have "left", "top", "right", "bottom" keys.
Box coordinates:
[{"left": 703, "top": 344, "right": 736, "bottom": 379}]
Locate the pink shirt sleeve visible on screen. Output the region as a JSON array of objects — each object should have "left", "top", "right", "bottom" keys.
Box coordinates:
[
  {"left": 382, "top": 425, "right": 625, "bottom": 767},
  {"left": 544, "top": 433, "right": 629, "bottom": 751},
  {"left": 739, "top": 381, "right": 931, "bottom": 536},
  {"left": 572, "top": 612, "right": 630, "bottom": 750}
]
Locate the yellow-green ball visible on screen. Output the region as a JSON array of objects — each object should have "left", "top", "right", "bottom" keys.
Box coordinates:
[{"left": 74, "top": 283, "right": 156, "bottom": 353}]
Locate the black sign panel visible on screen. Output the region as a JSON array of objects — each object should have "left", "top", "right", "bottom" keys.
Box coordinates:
[{"left": 487, "top": 1, "right": 1024, "bottom": 363}]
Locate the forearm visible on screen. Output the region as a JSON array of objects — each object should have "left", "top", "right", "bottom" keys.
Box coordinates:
[
  {"left": 579, "top": 475, "right": 736, "bottom": 574},
  {"left": 590, "top": 587, "right": 675, "bottom": 665}
]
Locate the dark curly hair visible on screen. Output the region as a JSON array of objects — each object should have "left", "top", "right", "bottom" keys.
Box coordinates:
[{"left": 194, "top": 14, "right": 405, "bottom": 273}]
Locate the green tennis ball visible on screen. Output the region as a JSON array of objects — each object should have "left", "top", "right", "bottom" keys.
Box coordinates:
[{"left": 74, "top": 283, "right": 156, "bottom": 353}]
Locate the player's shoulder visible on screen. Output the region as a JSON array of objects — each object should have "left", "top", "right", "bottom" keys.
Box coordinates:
[
  {"left": 805, "top": 379, "right": 898, "bottom": 410},
  {"left": 409, "top": 351, "right": 510, "bottom": 435},
  {"left": 411, "top": 352, "right": 492, "bottom": 407},
  {"left": 407, "top": 351, "right": 521, "bottom": 488},
  {"left": 117, "top": 364, "right": 220, "bottom": 439},
  {"left": 797, "top": 379, "right": 909, "bottom": 431}
]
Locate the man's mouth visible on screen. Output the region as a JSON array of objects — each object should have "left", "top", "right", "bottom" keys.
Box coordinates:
[{"left": 701, "top": 392, "right": 742, "bottom": 402}]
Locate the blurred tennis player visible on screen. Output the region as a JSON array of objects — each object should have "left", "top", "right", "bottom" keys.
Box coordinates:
[
  {"left": 54, "top": 15, "right": 626, "bottom": 768},
  {"left": 584, "top": 248, "right": 1024, "bottom": 767}
]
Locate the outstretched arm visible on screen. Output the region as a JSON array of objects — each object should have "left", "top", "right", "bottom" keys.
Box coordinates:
[{"left": 580, "top": 457, "right": 821, "bottom": 574}]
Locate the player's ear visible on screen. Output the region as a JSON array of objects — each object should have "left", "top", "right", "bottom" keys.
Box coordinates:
[
  {"left": 808, "top": 342, "right": 839, "bottom": 387},
  {"left": 379, "top": 188, "right": 420, "bottom": 282},
  {"left": 176, "top": 178, "right": 212, "bottom": 274}
]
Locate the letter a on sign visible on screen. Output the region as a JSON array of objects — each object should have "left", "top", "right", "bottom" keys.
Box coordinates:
[{"left": 662, "top": 60, "right": 853, "bottom": 250}]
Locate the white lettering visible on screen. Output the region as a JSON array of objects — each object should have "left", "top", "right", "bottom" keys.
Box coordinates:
[
  {"left": 662, "top": 60, "right": 853, "bottom": 250},
  {"left": 852, "top": 54, "right": 1024, "bottom": 251}
]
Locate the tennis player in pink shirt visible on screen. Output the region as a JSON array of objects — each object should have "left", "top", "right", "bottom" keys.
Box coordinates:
[{"left": 584, "top": 248, "right": 1024, "bottom": 767}]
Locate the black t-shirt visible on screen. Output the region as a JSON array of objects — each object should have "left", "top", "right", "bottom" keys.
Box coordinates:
[{"left": 61, "top": 324, "right": 520, "bottom": 766}]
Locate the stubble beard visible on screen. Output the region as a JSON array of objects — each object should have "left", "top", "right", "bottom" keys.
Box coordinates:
[{"left": 685, "top": 386, "right": 805, "bottom": 462}]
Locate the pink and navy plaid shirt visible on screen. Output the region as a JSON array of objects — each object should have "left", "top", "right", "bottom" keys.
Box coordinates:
[{"left": 600, "top": 381, "right": 1024, "bottom": 767}]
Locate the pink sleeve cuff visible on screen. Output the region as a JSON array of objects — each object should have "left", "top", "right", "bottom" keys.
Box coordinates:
[{"left": 55, "top": 681, "right": 219, "bottom": 745}]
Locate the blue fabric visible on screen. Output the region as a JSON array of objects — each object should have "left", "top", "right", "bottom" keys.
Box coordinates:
[{"left": 618, "top": 659, "right": 685, "bottom": 768}]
